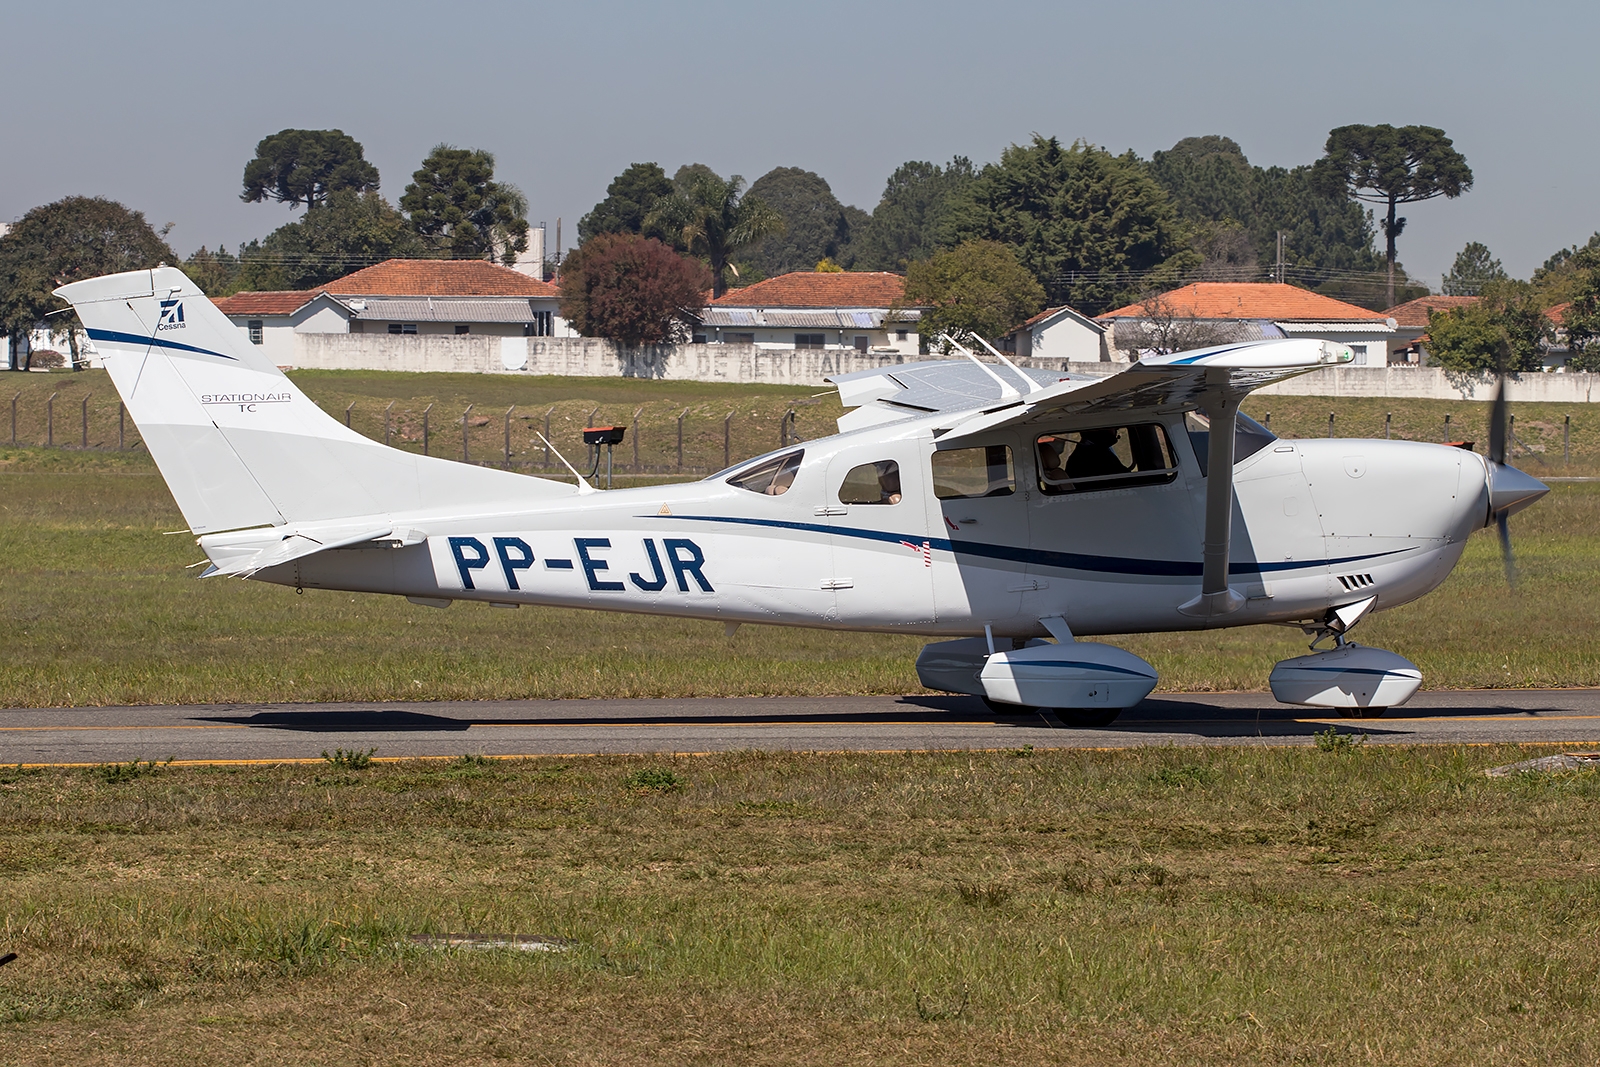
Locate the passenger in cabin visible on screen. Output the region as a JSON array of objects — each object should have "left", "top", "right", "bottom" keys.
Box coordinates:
[
  {"left": 877, "top": 462, "right": 902, "bottom": 504},
  {"left": 1066, "top": 427, "right": 1130, "bottom": 480},
  {"left": 1037, "top": 437, "right": 1068, "bottom": 486}
]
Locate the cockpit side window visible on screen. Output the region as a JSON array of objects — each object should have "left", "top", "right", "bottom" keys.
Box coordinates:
[
  {"left": 838, "top": 460, "right": 902, "bottom": 505},
  {"left": 933, "top": 445, "right": 1014, "bottom": 500},
  {"left": 1036, "top": 423, "right": 1178, "bottom": 495},
  {"left": 727, "top": 450, "right": 803, "bottom": 495}
]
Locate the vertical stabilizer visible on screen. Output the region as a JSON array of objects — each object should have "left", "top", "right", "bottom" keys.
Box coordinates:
[{"left": 55, "top": 267, "right": 574, "bottom": 535}]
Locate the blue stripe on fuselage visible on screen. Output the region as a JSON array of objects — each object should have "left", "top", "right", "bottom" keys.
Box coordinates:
[{"left": 644, "top": 514, "right": 1417, "bottom": 578}]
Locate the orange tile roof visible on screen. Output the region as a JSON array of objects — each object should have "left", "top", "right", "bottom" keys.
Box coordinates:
[
  {"left": 1548, "top": 302, "right": 1570, "bottom": 327},
  {"left": 711, "top": 271, "right": 909, "bottom": 308},
  {"left": 1098, "top": 283, "right": 1389, "bottom": 322},
  {"left": 213, "top": 291, "right": 323, "bottom": 316},
  {"left": 1384, "top": 294, "right": 1478, "bottom": 328},
  {"left": 324, "top": 259, "right": 560, "bottom": 298}
]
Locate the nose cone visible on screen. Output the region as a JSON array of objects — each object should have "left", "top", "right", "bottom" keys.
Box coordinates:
[{"left": 1488, "top": 461, "right": 1549, "bottom": 520}]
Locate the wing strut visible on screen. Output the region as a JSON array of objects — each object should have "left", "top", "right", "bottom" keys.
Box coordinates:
[{"left": 1180, "top": 373, "right": 1245, "bottom": 618}]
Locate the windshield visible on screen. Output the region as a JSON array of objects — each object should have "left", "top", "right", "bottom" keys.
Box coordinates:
[{"left": 1183, "top": 411, "right": 1277, "bottom": 476}]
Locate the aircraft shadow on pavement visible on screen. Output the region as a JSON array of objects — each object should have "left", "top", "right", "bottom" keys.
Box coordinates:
[{"left": 190, "top": 695, "right": 1451, "bottom": 739}]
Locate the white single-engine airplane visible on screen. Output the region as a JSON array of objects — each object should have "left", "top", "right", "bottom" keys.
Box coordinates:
[{"left": 56, "top": 268, "right": 1550, "bottom": 725}]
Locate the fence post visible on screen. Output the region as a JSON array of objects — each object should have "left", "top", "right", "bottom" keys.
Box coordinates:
[
  {"left": 47, "top": 392, "right": 57, "bottom": 447},
  {"left": 461, "top": 404, "right": 473, "bottom": 463},
  {"left": 724, "top": 411, "right": 733, "bottom": 469},
  {"left": 1327, "top": 412, "right": 1335, "bottom": 439},
  {"left": 10, "top": 392, "right": 18, "bottom": 445},
  {"left": 1443, "top": 413, "right": 1451, "bottom": 441},
  {"left": 677, "top": 408, "right": 688, "bottom": 472},
  {"left": 1385, "top": 412, "right": 1391, "bottom": 440},
  {"left": 1565, "top": 414, "right": 1571, "bottom": 466},
  {"left": 543, "top": 406, "right": 554, "bottom": 469},
  {"left": 504, "top": 405, "right": 515, "bottom": 469},
  {"left": 1263, "top": 412, "right": 1271, "bottom": 432},
  {"left": 423, "top": 403, "right": 432, "bottom": 456},
  {"left": 384, "top": 400, "right": 395, "bottom": 447},
  {"left": 82, "top": 393, "right": 91, "bottom": 447},
  {"left": 1509, "top": 414, "right": 1516, "bottom": 456},
  {"left": 345, "top": 401, "right": 354, "bottom": 428},
  {"left": 632, "top": 406, "right": 642, "bottom": 472}
]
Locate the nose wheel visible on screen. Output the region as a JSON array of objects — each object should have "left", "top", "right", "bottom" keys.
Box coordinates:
[{"left": 982, "top": 698, "right": 1123, "bottom": 728}]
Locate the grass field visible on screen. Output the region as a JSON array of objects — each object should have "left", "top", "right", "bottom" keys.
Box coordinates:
[
  {"left": 3, "top": 369, "right": 1600, "bottom": 706},
  {"left": 2, "top": 745, "right": 1598, "bottom": 1064}
]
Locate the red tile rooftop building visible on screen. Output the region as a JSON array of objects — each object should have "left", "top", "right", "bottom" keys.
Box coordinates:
[
  {"left": 1098, "top": 282, "right": 1390, "bottom": 322},
  {"left": 710, "top": 271, "right": 908, "bottom": 308}
]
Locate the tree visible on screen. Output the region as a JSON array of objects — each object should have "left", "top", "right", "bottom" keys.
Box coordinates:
[
  {"left": 240, "top": 129, "right": 380, "bottom": 210},
  {"left": 1148, "top": 136, "right": 1255, "bottom": 231},
  {"left": 557, "top": 234, "right": 711, "bottom": 346},
  {"left": 236, "top": 190, "right": 429, "bottom": 291},
  {"left": 578, "top": 163, "right": 676, "bottom": 245},
  {"left": 903, "top": 240, "right": 1045, "bottom": 345},
  {"left": 1426, "top": 280, "right": 1550, "bottom": 373},
  {"left": 943, "top": 136, "right": 1195, "bottom": 315},
  {"left": 1440, "top": 241, "right": 1507, "bottom": 296},
  {"left": 850, "top": 157, "right": 975, "bottom": 271},
  {"left": 0, "top": 196, "right": 174, "bottom": 369},
  {"left": 1113, "top": 292, "right": 1237, "bottom": 357},
  {"left": 647, "top": 172, "right": 785, "bottom": 297},
  {"left": 743, "top": 167, "right": 855, "bottom": 277},
  {"left": 1531, "top": 232, "right": 1600, "bottom": 305},
  {"left": 1560, "top": 246, "right": 1600, "bottom": 371},
  {"left": 1318, "top": 124, "right": 1473, "bottom": 307},
  {"left": 400, "top": 145, "right": 530, "bottom": 263},
  {"left": 181, "top": 245, "right": 243, "bottom": 296}
]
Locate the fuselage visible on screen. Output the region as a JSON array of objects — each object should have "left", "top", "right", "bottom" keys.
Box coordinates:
[{"left": 270, "top": 410, "right": 1493, "bottom": 639}]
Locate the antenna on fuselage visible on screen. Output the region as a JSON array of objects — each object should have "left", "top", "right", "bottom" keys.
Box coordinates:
[
  {"left": 536, "top": 432, "right": 597, "bottom": 494},
  {"left": 941, "top": 333, "right": 1021, "bottom": 401}
]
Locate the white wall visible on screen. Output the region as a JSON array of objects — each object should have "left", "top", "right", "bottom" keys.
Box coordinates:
[{"left": 1026, "top": 317, "right": 1107, "bottom": 362}]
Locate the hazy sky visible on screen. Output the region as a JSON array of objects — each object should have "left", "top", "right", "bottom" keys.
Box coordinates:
[{"left": 4, "top": 0, "right": 1595, "bottom": 288}]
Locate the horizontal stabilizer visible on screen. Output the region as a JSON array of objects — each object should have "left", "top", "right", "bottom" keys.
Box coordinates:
[{"left": 200, "top": 521, "right": 397, "bottom": 577}]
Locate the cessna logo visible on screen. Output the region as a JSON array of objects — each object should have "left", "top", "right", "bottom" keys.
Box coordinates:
[{"left": 156, "top": 299, "right": 186, "bottom": 331}]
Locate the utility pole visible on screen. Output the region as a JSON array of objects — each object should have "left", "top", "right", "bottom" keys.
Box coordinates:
[{"left": 1275, "top": 231, "right": 1284, "bottom": 284}]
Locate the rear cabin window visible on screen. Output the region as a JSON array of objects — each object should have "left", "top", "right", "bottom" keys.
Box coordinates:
[
  {"left": 1036, "top": 424, "right": 1178, "bottom": 495},
  {"left": 932, "top": 446, "right": 1014, "bottom": 499},
  {"left": 837, "top": 460, "right": 902, "bottom": 505},
  {"left": 728, "top": 450, "right": 803, "bottom": 496}
]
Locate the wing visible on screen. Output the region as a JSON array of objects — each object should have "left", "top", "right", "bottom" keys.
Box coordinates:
[
  {"left": 931, "top": 339, "right": 1352, "bottom": 444},
  {"left": 827, "top": 360, "right": 1098, "bottom": 432}
]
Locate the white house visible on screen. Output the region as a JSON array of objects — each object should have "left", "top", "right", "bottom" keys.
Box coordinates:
[
  {"left": 1002, "top": 304, "right": 1110, "bottom": 362},
  {"left": 1097, "top": 283, "right": 1398, "bottom": 365},
  {"left": 215, "top": 259, "right": 572, "bottom": 365},
  {"left": 694, "top": 272, "right": 924, "bottom": 355}
]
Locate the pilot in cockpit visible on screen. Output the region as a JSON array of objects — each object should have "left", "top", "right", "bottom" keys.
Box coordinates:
[{"left": 1066, "top": 427, "right": 1130, "bottom": 480}]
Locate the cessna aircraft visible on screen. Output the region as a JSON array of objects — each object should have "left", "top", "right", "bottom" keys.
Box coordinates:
[{"left": 55, "top": 267, "right": 1549, "bottom": 725}]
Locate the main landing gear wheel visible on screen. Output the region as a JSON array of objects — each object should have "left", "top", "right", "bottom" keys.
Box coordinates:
[
  {"left": 1339, "top": 707, "right": 1389, "bottom": 719},
  {"left": 982, "top": 698, "right": 1123, "bottom": 728}
]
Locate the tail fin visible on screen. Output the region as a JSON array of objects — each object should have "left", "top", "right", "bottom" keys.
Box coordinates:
[{"left": 55, "top": 267, "right": 574, "bottom": 535}]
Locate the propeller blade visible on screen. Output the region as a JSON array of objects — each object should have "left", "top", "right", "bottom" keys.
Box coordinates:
[
  {"left": 1497, "top": 512, "right": 1517, "bottom": 588},
  {"left": 1488, "top": 372, "right": 1508, "bottom": 466}
]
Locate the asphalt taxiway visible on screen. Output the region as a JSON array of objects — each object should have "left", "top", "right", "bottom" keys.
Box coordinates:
[{"left": 4, "top": 689, "right": 1600, "bottom": 765}]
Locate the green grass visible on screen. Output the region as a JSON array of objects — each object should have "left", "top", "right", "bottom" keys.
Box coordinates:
[
  {"left": 1, "top": 746, "right": 1598, "bottom": 1063},
  {"left": 3, "top": 370, "right": 1598, "bottom": 706}
]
